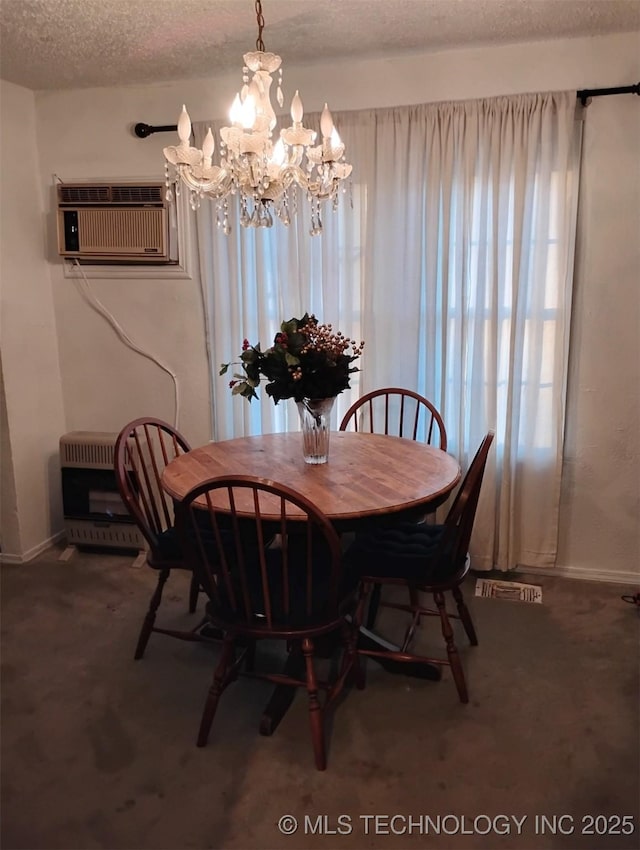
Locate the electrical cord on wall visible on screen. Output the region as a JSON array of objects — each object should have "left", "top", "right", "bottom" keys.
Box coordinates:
[{"left": 71, "top": 259, "right": 180, "bottom": 428}]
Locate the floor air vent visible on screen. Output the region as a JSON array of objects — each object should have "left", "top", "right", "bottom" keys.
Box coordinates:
[{"left": 475, "top": 578, "right": 542, "bottom": 603}]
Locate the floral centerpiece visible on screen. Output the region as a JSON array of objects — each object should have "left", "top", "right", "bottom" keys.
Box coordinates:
[
  {"left": 221, "top": 314, "right": 364, "bottom": 464},
  {"left": 220, "top": 313, "right": 364, "bottom": 404}
]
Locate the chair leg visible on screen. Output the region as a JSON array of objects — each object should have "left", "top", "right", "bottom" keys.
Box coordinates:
[
  {"left": 366, "top": 583, "right": 382, "bottom": 630},
  {"left": 349, "top": 622, "right": 366, "bottom": 691},
  {"left": 134, "top": 569, "right": 170, "bottom": 660},
  {"left": 188, "top": 573, "right": 200, "bottom": 614},
  {"left": 434, "top": 590, "right": 468, "bottom": 704},
  {"left": 338, "top": 620, "right": 364, "bottom": 692},
  {"left": 197, "top": 635, "right": 236, "bottom": 747},
  {"left": 352, "top": 584, "right": 369, "bottom": 690},
  {"left": 401, "top": 587, "right": 422, "bottom": 651},
  {"left": 452, "top": 585, "right": 478, "bottom": 646},
  {"left": 302, "top": 638, "right": 326, "bottom": 771}
]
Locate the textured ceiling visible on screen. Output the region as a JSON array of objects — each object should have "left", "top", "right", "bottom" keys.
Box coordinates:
[{"left": 1, "top": 0, "right": 639, "bottom": 91}]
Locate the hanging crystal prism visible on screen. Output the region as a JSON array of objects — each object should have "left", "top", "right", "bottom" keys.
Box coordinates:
[{"left": 277, "top": 68, "right": 284, "bottom": 108}]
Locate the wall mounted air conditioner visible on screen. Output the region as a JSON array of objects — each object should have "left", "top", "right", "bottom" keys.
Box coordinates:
[
  {"left": 56, "top": 182, "right": 171, "bottom": 263},
  {"left": 60, "top": 431, "right": 147, "bottom": 552}
]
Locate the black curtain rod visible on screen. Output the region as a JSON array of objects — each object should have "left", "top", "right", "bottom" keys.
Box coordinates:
[
  {"left": 577, "top": 82, "right": 640, "bottom": 106},
  {"left": 134, "top": 122, "right": 177, "bottom": 137},
  {"left": 134, "top": 82, "right": 640, "bottom": 137}
]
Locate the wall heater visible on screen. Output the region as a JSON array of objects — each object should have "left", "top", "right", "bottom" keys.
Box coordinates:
[{"left": 60, "top": 431, "right": 146, "bottom": 551}]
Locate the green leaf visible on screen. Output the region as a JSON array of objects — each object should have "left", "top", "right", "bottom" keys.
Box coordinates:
[
  {"left": 219, "top": 363, "right": 230, "bottom": 375},
  {"left": 232, "top": 381, "right": 248, "bottom": 396},
  {"left": 241, "top": 385, "right": 259, "bottom": 401},
  {"left": 287, "top": 331, "right": 307, "bottom": 354},
  {"left": 285, "top": 352, "right": 300, "bottom": 366}
]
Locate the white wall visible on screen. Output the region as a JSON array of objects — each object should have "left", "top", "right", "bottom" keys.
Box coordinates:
[
  {"left": 2, "top": 32, "right": 639, "bottom": 576},
  {"left": 559, "top": 88, "right": 640, "bottom": 582},
  {"left": 0, "top": 360, "right": 21, "bottom": 555},
  {"left": 0, "top": 80, "right": 67, "bottom": 561}
]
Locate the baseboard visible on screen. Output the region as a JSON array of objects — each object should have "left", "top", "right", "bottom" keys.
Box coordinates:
[
  {"left": 0, "top": 530, "right": 65, "bottom": 565},
  {"left": 514, "top": 564, "right": 639, "bottom": 587}
]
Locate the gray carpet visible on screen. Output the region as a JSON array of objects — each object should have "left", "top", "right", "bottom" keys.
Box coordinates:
[{"left": 1, "top": 546, "right": 638, "bottom": 850}]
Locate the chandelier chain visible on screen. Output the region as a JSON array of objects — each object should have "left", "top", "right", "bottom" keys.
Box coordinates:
[{"left": 255, "top": 0, "right": 265, "bottom": 52}]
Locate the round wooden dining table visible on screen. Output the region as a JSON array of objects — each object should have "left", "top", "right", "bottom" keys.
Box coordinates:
[
  {"left": 161, "top": 430, "right": 461, "bottom": 531},
  {"left": 161, "top": 430, "right": 461, "bottom": 734}
]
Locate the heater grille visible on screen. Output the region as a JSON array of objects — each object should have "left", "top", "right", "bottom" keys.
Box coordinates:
[
  {"left": 60, "top": 432, "right": 118, "bottom": 469},
  {"left": 65, "top": 519, "right": 146, "bottom": 549}
]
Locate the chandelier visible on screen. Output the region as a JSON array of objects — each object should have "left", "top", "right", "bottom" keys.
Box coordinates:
[{"left": 162, "top": 0, "right": 352, "bottom": 235}]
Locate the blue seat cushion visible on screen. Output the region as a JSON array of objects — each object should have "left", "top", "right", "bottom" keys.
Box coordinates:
[{"left": 345, "top": 522, "right": 456, "bottom": 583}]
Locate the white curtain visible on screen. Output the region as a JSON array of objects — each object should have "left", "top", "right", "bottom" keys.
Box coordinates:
[
  {"left": 194, "top": 90, "right": 581, "bottom": 572},
  {"left": 194, "top": 113, "right": 366, "bottom": 441}
]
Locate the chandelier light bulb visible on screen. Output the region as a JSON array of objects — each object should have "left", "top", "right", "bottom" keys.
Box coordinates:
[
  {"left": 177, "top": 105, "right": 191, "bottom": 145},
  {"left": 229, "top": 94, "right": 242, "bottom": 126},
  {"left": 291, "top": 90, "right": 304, "bottom": 124},
  {"left": 161, "top": 0, "right": 352, "bottom": 233},
  {"left": 202, "top": 128, "right": 215, "bottom": 163},
  {"left": 320, "top": 103, "right": 334, "bottom": 139},
  {"left": 241, "top": 94, "right": 257, "bottom": 129}
]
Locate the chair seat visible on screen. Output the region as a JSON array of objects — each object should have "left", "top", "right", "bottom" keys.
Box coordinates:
[
  {"left": 153, "top": 514, "right": 260, "bottom": 570},
  {"left": 346, "top": 522, "right": 459, "bottom": 584}
]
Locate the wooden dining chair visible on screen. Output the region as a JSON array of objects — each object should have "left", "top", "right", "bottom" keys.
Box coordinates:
[
  {"left": 339, "top": 387, "right": 447, "bottom": 450},
  {"left": 179, "top": 475, "right": 363, "bottom": 771},
  {"left": 347, "top": 432, "right": 494, "bottom": 703},
  {"left": 114, "top": 417, "right": 204, "bottom": 659},
  {"left": 340, "top": 387, "right": 448, "bottom": 627}
]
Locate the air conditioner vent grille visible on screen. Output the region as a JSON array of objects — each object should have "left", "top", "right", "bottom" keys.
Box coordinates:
[
  {"left": 58, "top": 183, "right": 165, "bottom": 205},
  {"left": 111, "top": 185, "right": 164, "bottom": 204},
  {"left": 79, "top": 208, "right": 164, "bottom": 252},
  {"left": 59, "top": 185, "right": 111, "bottom": 204}
]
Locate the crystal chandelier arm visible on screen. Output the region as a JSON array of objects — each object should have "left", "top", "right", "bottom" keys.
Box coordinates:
[{"left": 176, "top": 163, "right": 231, "bottom": 195}]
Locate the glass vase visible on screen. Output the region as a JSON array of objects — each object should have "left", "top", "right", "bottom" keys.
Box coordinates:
[{"left": 296, "top": 397, "right": 336, "bottom": 465}]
